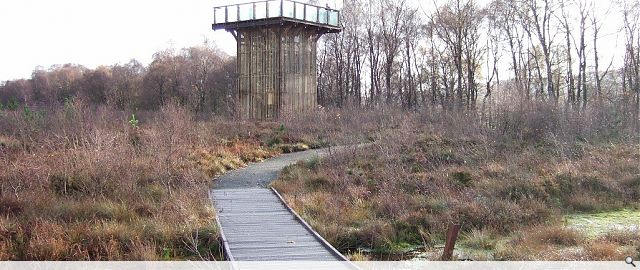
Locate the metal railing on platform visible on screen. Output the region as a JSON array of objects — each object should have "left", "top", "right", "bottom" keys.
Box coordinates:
[{"left": 214, "top": 0, "right": 340, "bottom": 27}]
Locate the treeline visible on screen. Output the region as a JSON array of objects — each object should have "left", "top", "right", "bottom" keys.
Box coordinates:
[
  {"left": 318, "top": 0, "right": 640, "bottom": 112},
  {"left": 2, "top": 0, "right": 639, "bottom": 119},
  {"left": 0, "top": 43, "right": 236, "bottom": 114}
]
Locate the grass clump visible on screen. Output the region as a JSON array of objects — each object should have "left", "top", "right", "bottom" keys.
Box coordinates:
[
  {"left": 276, "top": 143, "right": 310, "bottom": 153},
  {"left": 528, "top": 226, "right": 583, "bottom": 247},
  {"left": 451, "top": 170, "right": 474, "bottom": 187},
  {"left": 462, "top": 229, "right": 496, "bottom": 250},
  {"left": 0, "top": 135, "right": 21, "bottom": 151},
  {"left": 189, "top": 148, "right": 246, "bottom": 177},
  {"left": 48, "top": 173, "right": 88, "bottom": 198},
  {"left": 585, "top": 241, "right": 626, "bottom": 260}
]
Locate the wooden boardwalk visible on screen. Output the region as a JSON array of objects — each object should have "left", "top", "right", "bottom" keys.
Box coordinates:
[{"left": 211, "top": 187, "right": 347, "bottom": 261}]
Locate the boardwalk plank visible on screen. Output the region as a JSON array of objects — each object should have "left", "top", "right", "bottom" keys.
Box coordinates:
[{"left": 212, "top": 188, "right": 345, "bottom": 261}]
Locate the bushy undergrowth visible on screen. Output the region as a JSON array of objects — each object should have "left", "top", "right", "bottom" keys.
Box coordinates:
[
  {"left": 272, "top": 103, "right": 640, "bottom": 260},
  {"left": 1, "top": 98, "right": 638, "bottom": 260},
  {"left": 0, "top": 100, "right": 346, "bottom": 260}
]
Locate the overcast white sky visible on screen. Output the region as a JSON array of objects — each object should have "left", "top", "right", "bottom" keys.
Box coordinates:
[{"left": 0, "top": 0, "right": 623, "bottom": 82}]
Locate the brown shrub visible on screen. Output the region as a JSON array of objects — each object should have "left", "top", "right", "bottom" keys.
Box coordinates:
[
  {"left": 0, "top": 197, "right": 24, "bottom": 216},
  {"left": 134, "top": 203, "right": 157, "bottom": 218},
  {"left": 0, "top": 242, "right": 12, "bottom": 260},
  {"left": 620, "top": 175, "right": 640, "bottom": 200},
  {"left": 128, "top": 240, "right": 158, "bottom": 260},
  {"left": 599, "top": 229, "right": 640, "bottom": 246},
  {"left": 25, "top": 221, "right": 69, "bottom": 260},
  {"left": 354, "top": 219, "right": 397, "bottom": 251},
  {"left": 586, "top": 241, "right": 625, "bottom": 260},
  {"left": 95, "top": 237, "right": 123, "bottom": 260},
  {"left": 188, "top": 148, "right": 247, "bottom": 177},
  {"left": 527, "top": 226, "right": 584, "bottom": 247},
  {"left": 0, "top": 218, "right": 19, "bottom": 260},
  {"left": 0, "top": 135, "right": 21, "bottom": 151}
]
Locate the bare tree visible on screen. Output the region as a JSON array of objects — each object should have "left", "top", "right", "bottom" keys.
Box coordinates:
[
  {"left": 559, "top": 0, "right": 576, "bottom": 104},
  {"left": 430, "top": 0, "right": 483, "bottom": 109},
  {"left": 485, "top": 0, "right": 503, "bottom": 101},
  {"left": 620, "top": 0, "right": 640, "bottom": 106},
  {"left": 525, "top": 0, "right": 557, "bottom": 100},
  {"left": 572, "top": 0, "right": 589, "bottom": 108},
  {"left": 591, "top": 2, "right": 613, "bottom": 101}
]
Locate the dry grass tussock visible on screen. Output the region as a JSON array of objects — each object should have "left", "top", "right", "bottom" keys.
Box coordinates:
[{"left": 273, "top": 102, "right": 640, "bottom": 260}]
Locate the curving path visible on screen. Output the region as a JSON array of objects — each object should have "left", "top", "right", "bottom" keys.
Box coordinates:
[{"left": 210, "top": 146, "right": 351, "bottom": 261}]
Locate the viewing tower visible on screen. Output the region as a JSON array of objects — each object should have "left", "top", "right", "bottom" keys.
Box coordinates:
[{"left": 213, "top": 0, "right": 341, "bottom": 119}]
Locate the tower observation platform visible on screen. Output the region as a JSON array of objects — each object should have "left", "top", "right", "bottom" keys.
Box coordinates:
[{"left": 213, "top": 0, "right": 341, "bottom": 120}]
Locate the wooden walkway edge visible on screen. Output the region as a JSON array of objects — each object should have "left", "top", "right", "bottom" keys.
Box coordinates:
[
  {"left": 210, "top": 187, "right": 350, "bottom": 261},
  {"left": 270, "top": 187, "right": 349, "bottom": 261}
]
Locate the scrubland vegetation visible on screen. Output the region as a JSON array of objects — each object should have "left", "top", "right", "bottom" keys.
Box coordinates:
[
  {"left": 273, "top": 102, "right": 640, "bottom": 260},
  {"left": 2, "top": 98, "right": 637, "bottom": 261},
  {"left": 0, "top": 100, "right": 344, "bottom": 260},
  {"left": 1, "top": 76, "right": 639, "bottom": 261}
]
